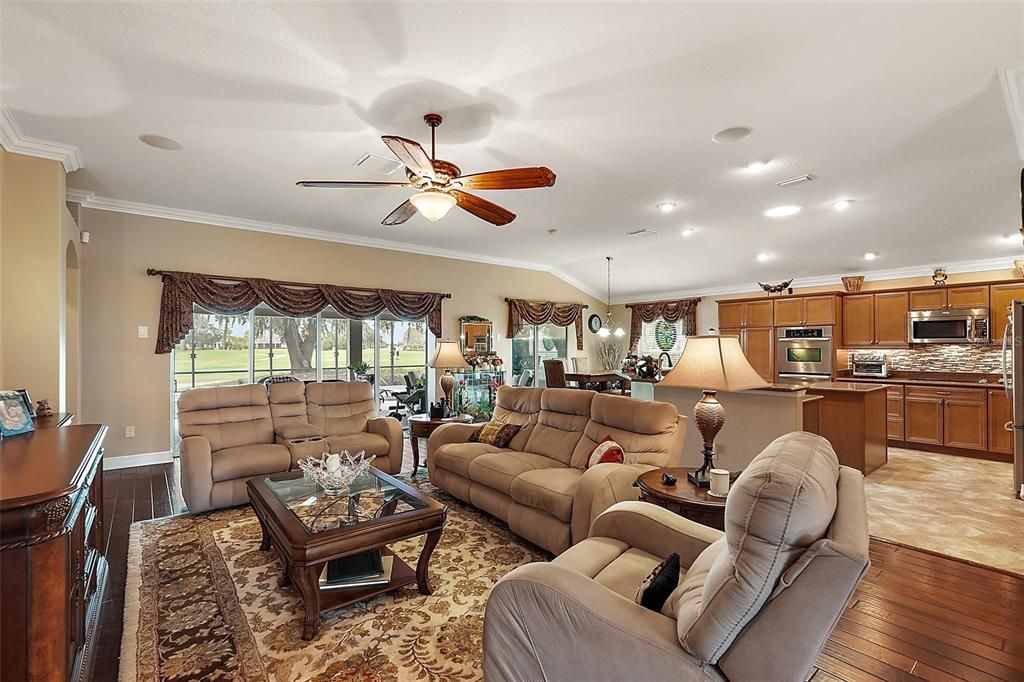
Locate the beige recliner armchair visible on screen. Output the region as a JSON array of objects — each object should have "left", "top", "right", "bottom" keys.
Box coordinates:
[
  {"left": 304, "top": 382, "right": 404, "bottom": 474},
  {"left": 178, "top": 384, "right": 291, "bottom": 513},
  {"left": 483, "top": 432, "right": 869, "bottom": 682}
]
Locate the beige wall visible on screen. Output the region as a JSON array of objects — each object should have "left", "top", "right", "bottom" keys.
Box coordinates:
[
  {"left": 0, "top": 151, "right": 75, "bottom": 409},
  {"left": 78, "top": 209, "right": 608, "bottom": 459}
]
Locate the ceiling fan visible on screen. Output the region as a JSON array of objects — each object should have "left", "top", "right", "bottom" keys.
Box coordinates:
[{"left": 297, "top": 113, "right": 556, "bottom": 227}]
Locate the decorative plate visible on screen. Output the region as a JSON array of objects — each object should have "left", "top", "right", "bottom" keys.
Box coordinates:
[
  {"left": 655, "top": 320, "right": 677, "bottom": 351},
  {"left": 588, "top": 314, "right": 603, "bottom": 334}
]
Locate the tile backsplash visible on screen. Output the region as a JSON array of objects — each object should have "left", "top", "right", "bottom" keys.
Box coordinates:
[{"left": 849, "top": 345, "right": 1009, "bottom": 374}]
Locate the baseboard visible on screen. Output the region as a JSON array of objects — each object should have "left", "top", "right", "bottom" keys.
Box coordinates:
[{"left": 103, "top": 451, "right": 173, "bottom": 470}]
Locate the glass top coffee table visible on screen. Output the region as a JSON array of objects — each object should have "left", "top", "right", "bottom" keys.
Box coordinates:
[{"left": 247, "top": 467, "right": 447, "bottom": 640}]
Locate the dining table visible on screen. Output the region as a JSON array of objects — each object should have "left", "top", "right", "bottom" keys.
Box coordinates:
[{"left": 564, "top": 369, "right": 630, "bottom": 394}]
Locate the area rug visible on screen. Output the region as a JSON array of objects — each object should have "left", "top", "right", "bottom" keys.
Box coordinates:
[{"left": 119, "top": 480, "right": 550, "bottom": 681}]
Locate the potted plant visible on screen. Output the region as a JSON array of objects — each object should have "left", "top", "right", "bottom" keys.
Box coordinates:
[{"left": 349, "top": 360, "right": 370, "bottom": 379}]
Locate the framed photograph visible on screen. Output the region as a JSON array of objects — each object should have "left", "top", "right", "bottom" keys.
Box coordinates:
[
  {"left": 0, "top": 390, "right": 35, "bottom": 437},
  {"left": 15, "top": 388, "right": 34, "bottom": 418}
]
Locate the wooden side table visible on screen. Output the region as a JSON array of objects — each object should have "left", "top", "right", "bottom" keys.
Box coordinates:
[
  {"left": 635, "top": 467, "right": 728, "bottom": 531},
  {"left": 408, "top": 414, "right": 473, "bottom": 475}
]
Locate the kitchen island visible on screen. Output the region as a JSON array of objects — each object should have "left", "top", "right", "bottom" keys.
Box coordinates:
[{"left": 801, "top": 381, "right": 888, "bottom": 474}]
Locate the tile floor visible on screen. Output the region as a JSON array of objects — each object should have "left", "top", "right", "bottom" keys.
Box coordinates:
[{"left": 864, "top": 447, "right": 1024, "bottom": 575}]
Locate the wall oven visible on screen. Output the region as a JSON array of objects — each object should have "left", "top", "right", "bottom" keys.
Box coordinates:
[
  {"left": 907, "top": 308, "right": 989, "bottom": 344},
  {"left": 776, "top": 326, "right": 834, "bottom": 383}
]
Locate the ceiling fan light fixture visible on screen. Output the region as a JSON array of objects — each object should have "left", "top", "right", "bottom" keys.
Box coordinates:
[{"left": 410, "top": 190, "right": 456, "bottom": 222}]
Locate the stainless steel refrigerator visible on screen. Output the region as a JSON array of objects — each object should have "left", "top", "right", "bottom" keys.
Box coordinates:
[{"left": 1001, "top": 299, "right": 1024, "bottom": 499}]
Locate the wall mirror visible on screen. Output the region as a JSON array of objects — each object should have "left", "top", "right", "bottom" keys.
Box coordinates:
[{"left": 460, "top": 317, "right": 493, "bottom": 353}]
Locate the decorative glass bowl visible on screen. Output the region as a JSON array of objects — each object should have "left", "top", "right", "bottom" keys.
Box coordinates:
[{"left": 296, "top": 451, "right": 371, "bottom": 496}]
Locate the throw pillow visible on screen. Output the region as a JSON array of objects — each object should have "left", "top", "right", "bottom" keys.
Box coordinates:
[
  {"left": 635, "top": 553, "right": 681, "bottom": 612},
  {"left": 587, "top": 435, "right": 625, "bottom": 468},
  {"left": 468, "top": 421, "right": 522, "bottom": 448}
]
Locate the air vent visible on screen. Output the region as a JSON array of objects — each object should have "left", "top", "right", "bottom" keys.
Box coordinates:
[
  {"left": 354, "top": 153, "right": 404, "bottom": 176},
  {"left": 627, "top": 228, "right": 659, "bottom": 238},
  {"left": 776, "top": 174, "right": 815, "bottom": 187}
]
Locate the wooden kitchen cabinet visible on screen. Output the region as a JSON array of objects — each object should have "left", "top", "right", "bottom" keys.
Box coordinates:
[
  {"left": 874, "top": 292, "right": 909, "bottom": 346},
  {"left": 904, "top": 388, "right": 943, "bottom": 445},
  {"left": 990, "top": 283, "right": 1024, "bottom": 343},
  {"left": 988, "top": 388, "right": 1013, "bottom": 455},
  {"left": 842, "top": 294, "right": 875, "bottom": 346},
  {"left": 909, "top": 285, "right": 989, "bottom": 311},
  {"left": 886, "top": 386, "right": 904, "bottom": 441},
  {"left": 773, "top": 295, "right": 838, "bottom": 326},
  {"left": 720, "top": 326, "right": 774, "bottom": 382},
  {"left": 717, "top": 300, "right": 773, "bottom": 329}
]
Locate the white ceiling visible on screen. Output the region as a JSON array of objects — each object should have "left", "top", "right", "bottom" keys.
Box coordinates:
[{"left": 3, "top": 1, "right": 1023, "bottom": 302}]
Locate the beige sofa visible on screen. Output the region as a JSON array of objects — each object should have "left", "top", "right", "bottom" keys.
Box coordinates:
[
  {"left": 428, "top": 386, "right": 687, "bottom": 555},
  {"left": 179, "top": 381, "right": 402, "bottom": 513},
  {"left": 483, "top": 432, "right": 870, "bottom": 681}
]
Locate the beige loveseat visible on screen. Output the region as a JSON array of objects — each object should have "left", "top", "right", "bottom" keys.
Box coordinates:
[
  {"left": 179, "top": 381, "right": 402, "bottom": 513},
  {"left": 428, "top": 386, "right": 687, "bottom": 555},
  {"left": 483, "top": 432, "right": 870, "bottom": 682}
]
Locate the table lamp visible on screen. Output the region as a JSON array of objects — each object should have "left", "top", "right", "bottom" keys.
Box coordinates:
[
  {"left": 659, "top": 335, "right": 769, "bottom": 487},
  {"left": 430, "top": 339, "right": 471, "bottom": 414}
]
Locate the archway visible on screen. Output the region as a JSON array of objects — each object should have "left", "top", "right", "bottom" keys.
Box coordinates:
[{"left": 64, "top": 240, "right": 80, "bottom": 414}]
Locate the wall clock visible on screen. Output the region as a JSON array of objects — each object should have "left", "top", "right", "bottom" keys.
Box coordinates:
[{"left": 587, "top": 314, "right": 602, "bottom": 334}]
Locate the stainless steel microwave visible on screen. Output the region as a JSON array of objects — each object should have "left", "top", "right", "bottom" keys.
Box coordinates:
[{"left": 907, "top": 307, "right": 990, "bottom": 344}]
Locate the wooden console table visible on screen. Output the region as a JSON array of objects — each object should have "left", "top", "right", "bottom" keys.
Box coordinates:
[{"left": 0, "top": 424, "right": 108, "bottom": 681}]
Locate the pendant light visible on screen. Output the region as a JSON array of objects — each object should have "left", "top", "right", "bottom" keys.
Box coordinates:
[{"left": 598, "top": 256, "right": 625, "bottom": 338}]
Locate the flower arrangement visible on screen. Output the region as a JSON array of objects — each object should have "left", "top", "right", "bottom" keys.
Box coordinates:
[{"left": 297, "top": 450, "right": 372, "bottom": 496}]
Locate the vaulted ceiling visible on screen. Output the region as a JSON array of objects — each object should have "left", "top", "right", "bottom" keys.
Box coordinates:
[{"left": 3, "top": 1, "right": 1022, "bottom": 302}]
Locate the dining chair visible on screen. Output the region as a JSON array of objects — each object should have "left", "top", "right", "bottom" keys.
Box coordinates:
[
  {"left": 542, "top": 359, "right": 568, "bottom": 388},
  {"left": 572, "top": 356, "right": 590, "bottom": 372}
]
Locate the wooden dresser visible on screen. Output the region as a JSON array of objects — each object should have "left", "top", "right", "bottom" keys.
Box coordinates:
[{"left": 0, "top": 424, "right": 108, "bottom": 681}]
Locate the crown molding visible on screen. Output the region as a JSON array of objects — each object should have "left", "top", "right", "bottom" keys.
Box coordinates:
[
  {"left": 66, "top": 188, "right": 608, "bottom": 302},
  {"left": 999, "top": 60, "right": 1024, "bottom": 161},
  {"left": 612, "top": 257, "right": 1021, "bottom": 305},
  {"left": 0, "top": 105, "right": 83, "bottom": 172}
]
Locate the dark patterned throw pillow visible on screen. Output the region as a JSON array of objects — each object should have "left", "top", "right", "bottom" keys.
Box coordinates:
[
  {"left": 468, "top": 421, "right": 522, "bottom": 448},
  {"left": 635, "top": 553, "right": 681, "bottom": 612}
]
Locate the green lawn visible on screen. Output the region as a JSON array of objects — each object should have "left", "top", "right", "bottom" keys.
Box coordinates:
[{"left": 173, "top": 347, "right": 428, "bottom": 390}]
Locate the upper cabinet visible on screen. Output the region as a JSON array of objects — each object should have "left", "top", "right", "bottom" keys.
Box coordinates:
[
  {"left": 718, "top": 299, "right": 773, "bottom": 329},
  {"left": 990, "top": 283, "right": 1024, "bottom": 343},
  {"left": 909, "top": 285, "right": 989, "bottom": 311},
  {"left": 773, "top": 295, "right": 839, "bottom": 327},
  {"left": 842, "top": 292, "right": 908, "bottom": 347}
]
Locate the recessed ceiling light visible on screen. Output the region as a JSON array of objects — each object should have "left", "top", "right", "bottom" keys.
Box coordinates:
[
  {"left": 756, "top": 252, "right": 772, "bottom": 262},
  {"left": 832, "top": 199, "right": 854, "bottom": 211},
  {"left": 743, "top": 160, "right": 770, "bottom": 173},
  {"left": 763, "top": 205, "right": 803, "bottom": 218},
  {"left": 138, "top": 134, "right": 183, "bottom": 151},
  {"left": 680, "top": 227, "right": 695, "bottom": 237},
  {"left": 713, "top": 127, "right": 752, "bottom": 143},
  {"left": 864, "top": 252, "right": 878, "bottom": 261},
  {"left": 657, "top": 201, "right": 677, "bottom": 213}
]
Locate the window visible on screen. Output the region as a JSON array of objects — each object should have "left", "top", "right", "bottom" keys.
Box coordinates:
[
  {"left": 636, "top": 318, "right": 686, "bottom": 365},
  {"left": 253, "top": 304, "right": 318, "bottom": 383},
  {"left": 512, "top": 324, "right": 570, "bottom": 386},
  {"left": 172, "top": 307, "right": 250, "bottom": 391}
]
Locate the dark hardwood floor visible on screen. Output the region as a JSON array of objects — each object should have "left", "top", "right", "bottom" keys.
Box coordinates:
[{"left": 95, "top": 462, "right": 1024, "bottom": 682}]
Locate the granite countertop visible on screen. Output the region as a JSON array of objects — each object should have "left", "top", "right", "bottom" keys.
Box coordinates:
[
  {"left": 835, "top": 370, "right": 1005, "bottom": 389},
  {"left": 802, "top": 381, "right": 887, "bottom": 393}
]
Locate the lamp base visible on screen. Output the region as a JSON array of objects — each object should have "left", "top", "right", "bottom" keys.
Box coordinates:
[{"left": 689, "top": 390, "right": 725, "bottom": 488}]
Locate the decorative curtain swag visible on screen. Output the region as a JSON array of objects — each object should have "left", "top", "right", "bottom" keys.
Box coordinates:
[
  {"left": 505, "top": 298, "right": 588, "bottom": 351},
  {"left": 148, "top": 269, "right": 450, "bottom": 354},
  {"left": 626, "top": 298, "right": 700, "bottom": 350}
]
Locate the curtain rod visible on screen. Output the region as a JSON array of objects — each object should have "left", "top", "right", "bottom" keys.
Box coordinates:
[
  {"left": 147, "top": 268, "right": 452, "bottom": 299},
  {"left": 624, "top": 296, "right": 702, "bottom": 308},
  {"left": 504, "top": 297, "right": 589, "bottom": 309}
]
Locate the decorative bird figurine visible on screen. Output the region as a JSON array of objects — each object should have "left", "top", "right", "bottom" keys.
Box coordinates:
[{"left": 757, "top": 279, "right": 794, "bottom": 296}]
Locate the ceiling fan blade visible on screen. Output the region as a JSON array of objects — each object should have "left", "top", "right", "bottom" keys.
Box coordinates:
[
  {"left": 381, "top": 199, "right": 417, "bottom": 226},
  {"left": 451, "top": 190, "right": 516, "bottom": 226},
  {"left": 296, "top": 181, "right": 411, "bottom": 189},
  {"left": 457, "top": 167, "right": 556, "bottom": 190},
  {"left": 381, "top": 135, "right": 435, "bottom": 179}
]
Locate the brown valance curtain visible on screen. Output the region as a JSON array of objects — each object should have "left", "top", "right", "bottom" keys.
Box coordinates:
[
  {"left": 148, "top": 269, "right": 450, "bottom": 354},
  {"left": 505, "top": 298, "right": 588, "bottom": 351},
  {"left": 625, "top": 297, "right": 701, "bottom": 350}
]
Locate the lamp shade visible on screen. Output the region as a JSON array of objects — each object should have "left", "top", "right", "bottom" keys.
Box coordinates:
[
  {"left": 430, "top": 339, "right": 471, "bottom": 370},
  {"left": 410, "top": 190, "right": 457, "bottom": 222},
  {"left": 659, "top": 335, "right": 768, "bottom": 391}
]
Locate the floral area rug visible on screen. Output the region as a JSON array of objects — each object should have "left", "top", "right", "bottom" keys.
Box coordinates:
[{"left": 119, "top": 479, "right": 550, "bottom": 681}]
